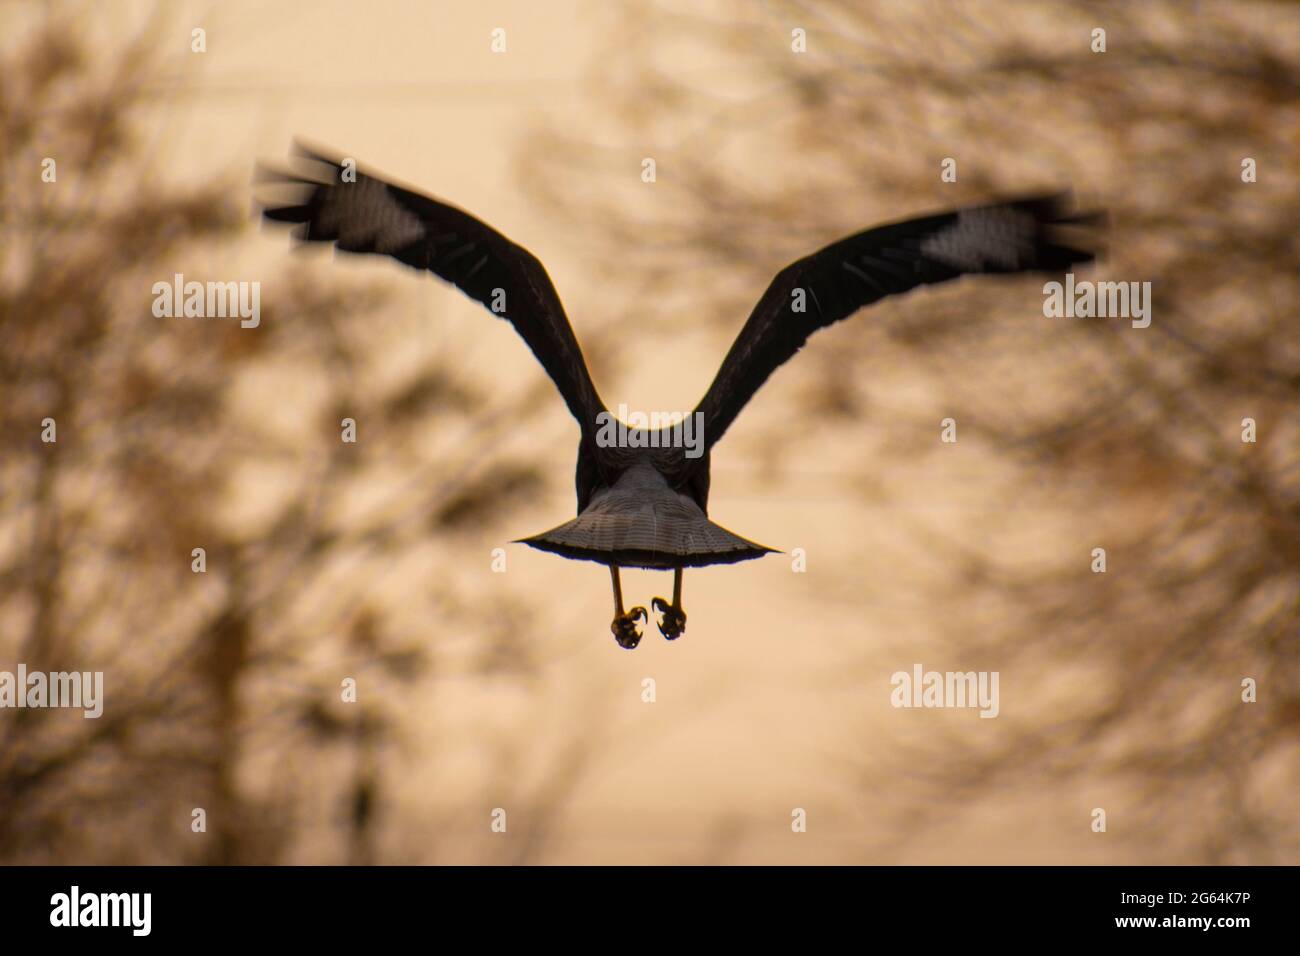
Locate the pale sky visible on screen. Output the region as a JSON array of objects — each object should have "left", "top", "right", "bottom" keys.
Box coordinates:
[{"left": 11, "top": 0, "right": 1149, "bottom": 863}]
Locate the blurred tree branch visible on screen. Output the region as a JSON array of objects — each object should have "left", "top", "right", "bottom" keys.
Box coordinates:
[
  {"left": 0, "top": 7, "right": 625, "bottom": 865},
  {"left": 523, "top": 0, "right": 1300, "bottom": 862}
]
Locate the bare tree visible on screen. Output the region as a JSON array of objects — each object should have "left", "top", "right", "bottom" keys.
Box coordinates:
[{"left": 0, "top": 10, "right": 623, "bottom": 865}]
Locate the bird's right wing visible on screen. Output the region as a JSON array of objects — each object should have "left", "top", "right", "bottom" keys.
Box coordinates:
[
  {"left": 259, "top": 142, "right": 606, "bottom": 438},
  {"left": 692, "top": 193, "right": 1100, "bottom": 452}
]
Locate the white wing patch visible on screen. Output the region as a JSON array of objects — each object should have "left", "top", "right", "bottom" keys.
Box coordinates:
[
  {"left": 919, "top": 207, "right": 1037, "bottom": 271},
  {"left": 316, "top": 178, "right": 426, "bottom": 253}
]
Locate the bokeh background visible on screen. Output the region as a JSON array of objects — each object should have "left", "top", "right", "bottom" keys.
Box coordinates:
[{"left": 1, "top": 0, "right": 1297, "bottom": 864}]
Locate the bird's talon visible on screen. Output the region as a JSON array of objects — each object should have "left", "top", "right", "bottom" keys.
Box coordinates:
[
  {"left": 611, "top": 607, "right": 647, "bottom": 649},
  {"left": 652, "top": 598, "right": 687, "bottom": 640}
]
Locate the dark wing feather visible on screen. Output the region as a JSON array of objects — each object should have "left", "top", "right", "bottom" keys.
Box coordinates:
[
  {"left": 693, "top": 192, "right": 1100, "bottom": 452},
  {"left": 259, "top": 143, "right": 605, "bottom": 436}
]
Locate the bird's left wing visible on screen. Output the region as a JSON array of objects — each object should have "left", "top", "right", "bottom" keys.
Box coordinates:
[
  {"left": 259, "top": 143, "right": 606, "bottom": 437},
  {"left": 692, "top": 192, "right": 1100, "bottom": 453}
]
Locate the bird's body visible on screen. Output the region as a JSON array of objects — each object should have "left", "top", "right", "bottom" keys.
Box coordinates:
[
  {"left": 259, "top": 142, "right": 1099, "bottom": 648},
  {"left": 520, "top": 455, "right": 772, "bottom": 570}
]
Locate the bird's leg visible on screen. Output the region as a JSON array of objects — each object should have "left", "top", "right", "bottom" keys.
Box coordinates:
[
  {"left": 652, "top": 567, "right": 687, "bottom": 640},
  {"left": 609, "top": 564, "right": 647, "bottom": 650}
]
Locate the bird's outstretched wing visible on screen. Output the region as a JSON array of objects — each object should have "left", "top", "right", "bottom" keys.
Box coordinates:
[
  {"left": 258, "top": 143, "right": 605, "bottom": 436},
  {"left": 693, "top": 193, "right": 1100, "bottom": 452}
]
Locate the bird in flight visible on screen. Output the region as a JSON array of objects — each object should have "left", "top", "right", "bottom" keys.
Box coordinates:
[{"left": 260, "top": 143, "right": 1098, "bottom": 649}]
